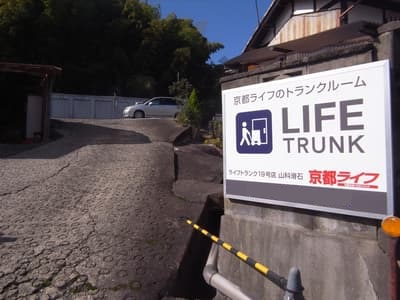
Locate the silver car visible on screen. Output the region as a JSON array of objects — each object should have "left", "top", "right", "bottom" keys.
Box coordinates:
[{"left": 122, "top": 97, "right": 184, "bottom": 118}]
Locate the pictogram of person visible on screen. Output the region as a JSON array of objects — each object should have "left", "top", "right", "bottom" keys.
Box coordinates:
[{"left": 240, "top": 121, "right": 252, "bottom": 146}]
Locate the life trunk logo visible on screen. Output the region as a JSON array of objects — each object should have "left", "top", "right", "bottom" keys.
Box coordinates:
[{"left": 236, "top": 110, "right": 273, "bottom": 154}]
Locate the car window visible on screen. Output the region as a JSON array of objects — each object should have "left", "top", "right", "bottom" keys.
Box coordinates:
[
  {"left": 149, "top": 99, "right": 161, "bottom": 105},
  {"left": 157, "top": 98, "right": 167, "bottom": 105},
  {"left": 163, "top": 98, "right": 177, "bottom": 105},
  {"left": 156, "top": 98, "right": 175, "bottom": 105}
]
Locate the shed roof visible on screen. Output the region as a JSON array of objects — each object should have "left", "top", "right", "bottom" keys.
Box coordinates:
[{"left": 0, "top": 62, "right": 62, "bottom": 77}]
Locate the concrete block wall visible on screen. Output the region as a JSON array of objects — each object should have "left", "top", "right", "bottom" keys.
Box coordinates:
[
  {"left": 217, "top": 25, "right": 400, "bottom": 299},
  {"left": 217, "top": 203, "right": 390, "bottom": 299}
]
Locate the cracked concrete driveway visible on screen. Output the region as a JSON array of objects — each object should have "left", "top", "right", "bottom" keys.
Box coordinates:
[{"left": 0, "top": 119, "right": 204, "bottom": 300}]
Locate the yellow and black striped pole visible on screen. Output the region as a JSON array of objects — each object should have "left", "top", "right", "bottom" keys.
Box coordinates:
[{"left": 184, "top": 218, "right": 288, "bottom": 291}]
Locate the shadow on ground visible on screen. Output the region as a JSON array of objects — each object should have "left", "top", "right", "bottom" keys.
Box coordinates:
[
  {"left": 163, "top": 195, "right": 224, "bottom": 300},
  {"left": 0, "top": 119, "right": 151, "bottom": 159}
]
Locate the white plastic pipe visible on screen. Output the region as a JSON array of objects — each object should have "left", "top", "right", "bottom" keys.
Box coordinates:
[{"left": 203, "top": 243, "right": 254, "bottom": 300}]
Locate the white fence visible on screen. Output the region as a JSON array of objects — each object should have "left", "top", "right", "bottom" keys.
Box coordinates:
[{"left": 51, "top": 93, "right": 147, "bottom": 119}]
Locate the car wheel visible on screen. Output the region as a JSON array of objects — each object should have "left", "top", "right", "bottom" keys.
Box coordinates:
[{"left": 134, "top": 110, "right": 145, "bottom": 118}]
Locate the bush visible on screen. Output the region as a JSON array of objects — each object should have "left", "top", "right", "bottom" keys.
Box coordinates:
[
  {"left": 204, "top": 137, "right": 222, "bottom": 149},
  {"left": 208, "top": 117, "right": 222, "bottom": 140},
  {"left": 178, "top": 89, "right": 201, "bottom": 128}
]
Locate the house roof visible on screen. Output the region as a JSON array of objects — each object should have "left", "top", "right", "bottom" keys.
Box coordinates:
[
  {"left": 245, "top": 0, "right": 400, "bottom": 52},
  {"left": 245, "top": 0, "right": 291, "bottom": 51},
  {"left": 0, "top": 62, "right": 62, "bottom": 77},
  {"left": 225, "top": 21, "right": 377, "bottom": 68}
]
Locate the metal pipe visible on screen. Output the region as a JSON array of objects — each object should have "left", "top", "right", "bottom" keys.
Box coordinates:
[
  {"left": 339, "top": 0, "right": 362, "bottom": 19},
  {"left": 284, "top": 267, "right": 305, "bottom": 300},
  {"left": 203, "top": 243, "right": 254, "bottom": 300}
]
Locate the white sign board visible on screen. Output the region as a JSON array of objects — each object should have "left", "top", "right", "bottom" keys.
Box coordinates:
[{"left": 223, "top": 60, "right": 393, "bottom": 219}]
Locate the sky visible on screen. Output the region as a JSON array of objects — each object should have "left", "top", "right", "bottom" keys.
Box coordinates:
[{"left": 148, "top": 0, "right": 272, "bottom": 64}]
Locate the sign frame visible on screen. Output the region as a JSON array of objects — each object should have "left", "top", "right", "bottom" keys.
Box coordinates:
[{"left": 222, "top": 60, "right": 393, "bottom": 219}]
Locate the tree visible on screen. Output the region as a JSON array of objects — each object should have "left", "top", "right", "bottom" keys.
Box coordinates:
[
  {"left": 0, "top": 0, "right": 224, "bottom": 108},
  {"left": 168, "top": 77, "right": 193, "bottom": 100}
]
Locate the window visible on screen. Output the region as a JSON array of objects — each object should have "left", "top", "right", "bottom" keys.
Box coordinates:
[
  {"left": 150, "top": 99, "right": 161, "bottom": 105},
  {"left": 164, "top": 98, "right": 177, "bottom": 105}
]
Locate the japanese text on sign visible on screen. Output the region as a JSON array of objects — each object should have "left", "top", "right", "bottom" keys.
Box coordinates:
[
  {"left": 309, "top": 170, "right": 380, "bottom": 189},
  {"left": 233, "top": 75, "right": 366, "bottom": 106}
]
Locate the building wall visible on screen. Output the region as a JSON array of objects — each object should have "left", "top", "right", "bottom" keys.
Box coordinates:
[
  {"left": 348, "top": 4, "right": 384, "bottom": 24},
  {"left": 293, "top": 0, "right": 314, "bottom": 15},
  {"left": 269, "top": 10, "right": 340, "bottom": 46},
  {"left": 316, "top": 0, "right": 340, "bottom": 10},
  {"left": 218, "top": 25, "right": 399, "bottom": 299},
  {"left": 26, "top": 95, "right": 42, "bottom": 139}
]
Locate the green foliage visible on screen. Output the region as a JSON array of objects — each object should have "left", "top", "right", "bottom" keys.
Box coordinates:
[
  {"left": 0, "top": 0, "right": 224, "bottom": 107},
  {"left": 204, "top": 137, "right": 222, "bottom": 149},
  {"left": 203, "top": 115, "right": 223, "bottom": 148},
  {"left": 168, "top": 77, "right": 192, "bottom": 100},
  {"left": 126, "top": 74, "right": 156, "bottom": 97},
  {"left": 179, "top": 89, "right": 201, "bottom": 127}
]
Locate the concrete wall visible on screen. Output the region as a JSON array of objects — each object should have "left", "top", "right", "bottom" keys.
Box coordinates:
[
  {"left": 218, "top": 25, "right": 400, "bottom": 299},
  {"left": 51, "top": 93, "right": 147, "bottom": 119}
]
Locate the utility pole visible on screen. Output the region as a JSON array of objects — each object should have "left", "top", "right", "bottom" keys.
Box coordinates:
[{"left": 255, "top": 0, "right": 260, "bottom": 25}]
